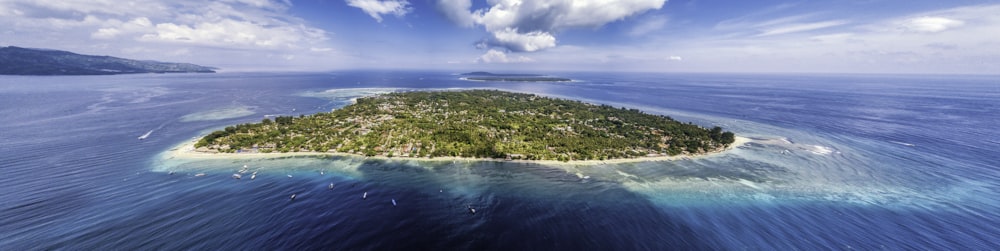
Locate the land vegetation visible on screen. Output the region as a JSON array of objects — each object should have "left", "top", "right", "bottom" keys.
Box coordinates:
[{"left": 196, "top": 90, "right": 735, "bottom": 162}]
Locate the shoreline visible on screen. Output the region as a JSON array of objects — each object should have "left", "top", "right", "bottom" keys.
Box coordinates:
[{"left": 160, "top": 136, "right": 751, "bottom": 166}]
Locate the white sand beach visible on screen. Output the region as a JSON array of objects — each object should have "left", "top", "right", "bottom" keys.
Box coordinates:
[{"left": 161, "top": 135, "right": 751, "bottom": 166}]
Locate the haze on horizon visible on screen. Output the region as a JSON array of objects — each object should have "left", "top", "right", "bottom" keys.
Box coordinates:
[{"left": 2, "top": 0, "right": 997, "bottom": 74}]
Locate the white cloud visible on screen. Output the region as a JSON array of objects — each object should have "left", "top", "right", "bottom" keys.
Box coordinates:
[
  {"left": 435, "top": 0, "right": 475, "bottom": 27},
  {"left": 91, "top": 28, "right": 121, "bottom": 39},
  {"left": 2, "top": 0, "right": 167, "bottom": 17},
  {"left": 898, "top": 16, "right": 964, "bottom": 33},
  {"left": 489, "top": 28, "right": 557, "bottom": 52},
  {"left": 136, "top": 19, "right": 325, "bottom": 48},
  {"left": 221, "top": 0, "right": 290, "bottom": 9},
  {"left": 2, "top": 0, "right": 326, "bottom": 50},
  {"left": 515, "top": 4, "right": 1000, "bottom": 74},
  {"left": 756, "top": 20, "right": 849, "bottom": 36},
  {"left": 808, "top": 33, "right": 855, "bottom": 43},
  {"left": 0, "top": 0, "right": 339, "bottom": 71},
  {"left": 475, "top": 49, "right": 534, "bottom": 63},
  {"left": 0, "top": 5, "right": 23, "bottom": 16},
  {"left": 628, "top": 15, "right": 668, "bottom": 37},
  {"left": 345, "top": 0, "right": 411, "bottom": 23},
  {"left": 91, "top": 17, "right": 153, "bottom": 39},
  {"left": 715, "top": 11, "right": 848, "bottom": 37},
  {"left": 440, "top": 0, "right": 666, "bottom": 52}
]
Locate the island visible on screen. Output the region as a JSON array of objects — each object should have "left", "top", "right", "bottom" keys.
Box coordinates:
[
  {"left": 0, "top": 46, "right": 216, "bottom": 75},
  {"left": 193, "top": 90, "right": 736, "bottom": 162},
  {"left": 460, "top": 72, "right": 572, "bottom": 82}
]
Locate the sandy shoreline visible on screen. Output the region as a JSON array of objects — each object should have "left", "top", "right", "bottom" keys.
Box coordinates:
[{"left": 161, "top": 136, "right": 751, "bottom": 166}]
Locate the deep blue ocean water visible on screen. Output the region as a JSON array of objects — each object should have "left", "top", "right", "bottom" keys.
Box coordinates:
[{"left": 1, "top": 71, "right": 998, "bottom": 250}]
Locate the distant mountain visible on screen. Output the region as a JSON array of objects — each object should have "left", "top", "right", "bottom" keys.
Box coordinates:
[{"left": 0, "top": 46, "right": 216, "bottom": 75}]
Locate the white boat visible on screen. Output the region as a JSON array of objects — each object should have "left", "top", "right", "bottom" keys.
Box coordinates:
[
  {"left": 290, "top": 194, "right": 296, "bottom": 200},
  {"left": 328, "top": 183, "right": 334, "bottom": 190},
  {"left": 363, "top": 192, "right": 367, "bottom": 199},
  {"left": 232, "top": 174, "right": 242, "bottom": 179},
  {"left": 392, "top": 199, "right": 397, "bottom": 206}
]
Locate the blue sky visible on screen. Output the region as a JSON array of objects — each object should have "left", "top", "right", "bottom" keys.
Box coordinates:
[{"left": 1, "top": 0, "right": 998, "bottom": 74}]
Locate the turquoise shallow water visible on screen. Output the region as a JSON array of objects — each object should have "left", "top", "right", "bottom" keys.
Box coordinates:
[{"left": 1, "top": 72, "right": 998, "bottom": 249}]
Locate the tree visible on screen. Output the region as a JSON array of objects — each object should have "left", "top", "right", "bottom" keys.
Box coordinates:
[{"left": 721, "top": 132, "right": 735, "bottom": 145}]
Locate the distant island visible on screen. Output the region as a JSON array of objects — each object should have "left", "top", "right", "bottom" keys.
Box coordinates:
[
  {"left": 194, "top": 90, "right": 736, "bottom": 162},
  {"left": 460, "top": 71, "right": 572, "bottom": 82},
  {"left": 0, "top": 46, "right": 216, "bottom": 75}
]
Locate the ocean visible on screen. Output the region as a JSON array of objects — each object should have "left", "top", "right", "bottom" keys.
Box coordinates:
[{"left": 1, "top": 71, "right": 998, "bottom": 250}]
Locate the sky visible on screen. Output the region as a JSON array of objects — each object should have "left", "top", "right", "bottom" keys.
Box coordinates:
[{"left": 1, "top": 0, "right": 998, "bottom": 74}]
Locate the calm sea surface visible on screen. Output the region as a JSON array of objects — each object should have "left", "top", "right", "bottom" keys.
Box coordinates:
[{"left": 1, "top": 72, "right": 998, "bottom": 250}]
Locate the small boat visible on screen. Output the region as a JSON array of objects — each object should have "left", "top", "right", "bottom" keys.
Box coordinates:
[
  {"left": 290, "top": 194, "right": 297, "bottom": 200},
  {"left": 468, "top": 205, "right": 476, "bottom": 215},
  {"left": 168, "top": 171, "right": 175, "bottom": 175},
  {"left": 287, "top": 175, "right": 293, "bottom": 178},
  {"left": 363, "top": 192, "right": 368, "bottom": 200},
  {"left": 320, "top": 171, "right": 324, "bottom": 175},
  {"left": 194, "top": 173, "right": 206, "bottom": 177},
  {"left": 328, "top": 183, "right": 334, "bottom": 190},
  {"left": 232, "top": 174, "right": 242, "bottom": 179},
  {"left": 391, "top": 199, "right": 397, "bottom": 206},
  {"left": 250, "top": 173, "right": 256, "bottom": 180}
]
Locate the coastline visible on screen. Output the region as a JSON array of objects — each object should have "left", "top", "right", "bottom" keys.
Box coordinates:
[{"left": 160, "top": 135, "right": 751, "bottom": 166}]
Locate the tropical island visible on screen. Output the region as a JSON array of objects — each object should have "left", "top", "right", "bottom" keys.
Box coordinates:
[
  {"left": 0, "top": 46, "right": 215, "bottom": 75},
  {"left": 192, "top": 90, "right": 736, "bottom": 162},
  {"left": 460, "top": 71, "right": 572, "bottom": 82}
]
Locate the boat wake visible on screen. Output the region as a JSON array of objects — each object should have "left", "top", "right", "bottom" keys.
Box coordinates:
[
  {"left": 138, "top": 130, "right": 153, "bottom": 140},
  {"left": 138, "top": 121, "right": 170, "bottom": 140},
  {"left": 890, "top": 141, "right": 915, "bottom": 147}
]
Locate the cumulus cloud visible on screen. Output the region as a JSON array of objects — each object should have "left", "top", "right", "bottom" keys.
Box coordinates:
[
  {"left": 475, "top": 49, "right": 534, "bottom": 63},
  {"left": 137, "top": 19, "right": 323, "bottom": 48},
  {"left": 0, "top": 0, "right": 337, "bottom": 70},
  {"left": 898, "top": 16, "right": 964, "bottom": 33},
  {"left": 2, "top": 0, "right": 327, "bottom": 49},
  {"left": 90, "top": 17, "right": 153, "bottom": 39},
  {"left": 345, "top": 0, "right": 411, "bottom": 23},
  {"left": 435, "top": 0, "right": 475, "bottom": 27},
  {"left": 487, "top": 28, "right": 557, "bottom": 52},
  {"left": 440, "top": 0, "right": 666, "bottom": 52}
]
